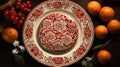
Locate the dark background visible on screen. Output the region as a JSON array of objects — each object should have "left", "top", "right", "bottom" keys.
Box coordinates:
[{"left": 0, "top": 0, "right": 120, "bottom": 67}]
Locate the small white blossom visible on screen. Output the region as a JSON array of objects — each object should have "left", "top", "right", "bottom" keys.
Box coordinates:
[
  {"left": 85, "top": 57, "right": 92, "bottom": 61},
  {"left": 13, "top": 40, "right": 19, "bottom": 47},
  {"left": 81, "top": 59, "right": 87, "bottom": 66},
  {"left": 18, "top": 45, "right": 25, "bottom": 52},
  {"left": 12, "top": 48, "right": 19, "bottom": 54}
]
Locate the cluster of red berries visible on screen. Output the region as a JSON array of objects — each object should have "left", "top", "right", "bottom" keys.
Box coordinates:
[
  {"left": 16, "top": 1, "right": 31, "bottom": 13},
  {"left": 4, "top": 0, "right": 32, "bottom": 29}
]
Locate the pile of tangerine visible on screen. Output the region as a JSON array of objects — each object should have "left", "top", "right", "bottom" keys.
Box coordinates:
[{"left": 87, "top": 1, "right": 120, "bottom": 65}]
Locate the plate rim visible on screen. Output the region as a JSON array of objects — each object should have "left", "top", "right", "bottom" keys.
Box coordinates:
[{"left": 22, "top": 0, "right": 94, "bottom": 66}]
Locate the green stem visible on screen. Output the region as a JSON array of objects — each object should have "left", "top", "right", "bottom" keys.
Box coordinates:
[
  {"left": 91, "top": 36, "right": 113, "bottom": 60},
  {"left": 101, "top": 37, "right": 113, "bottom": 49},
  {"left": 84, "top": 37, "right": 113, "bottom": 67}
]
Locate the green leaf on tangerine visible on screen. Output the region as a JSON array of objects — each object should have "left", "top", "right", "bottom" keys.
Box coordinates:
[{"left": 92, "top": 44, "right": 104, "bottom": 50}]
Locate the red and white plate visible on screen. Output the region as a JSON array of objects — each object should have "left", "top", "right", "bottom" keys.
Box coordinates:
[{"left": 22, "top": 0, "right": 94, "bottom": 66}]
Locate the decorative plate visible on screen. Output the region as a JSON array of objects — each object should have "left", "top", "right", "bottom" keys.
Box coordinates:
[{"left": 22, "top": 0, "right": 94, "bottom": 66}]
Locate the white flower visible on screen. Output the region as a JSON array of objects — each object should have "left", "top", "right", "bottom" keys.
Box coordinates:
[
  {"left": 81, "top": 57, "right": 92, "bottom": 66},
  {"left": 81, "top": 59, "right": 87, "bottom": 66},
  {"left": 18, "top": 45, "right": 25, "bottom": 52},
  {"left": 12, "top": 48, "right": 19, "bottom": 54},
  {"left": 13, "top": 40, "right": 19, "bottom": 47},
  {"left": 85, "top": 57, "right": 92, "bottom": 62}
]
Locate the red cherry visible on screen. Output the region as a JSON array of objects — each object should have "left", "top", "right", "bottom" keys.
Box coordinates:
[
  {"left": 4, "top": 10, "right": 9, "bottom": 15},
  {"left": 21, "top": 16, "right": 25, "bottom": 20},
  {"left": 16, "top": 1, "right": 21, "bottom": 6},
  {"left": 26, "top": 8, "right": 31, "bottom": 13},
  {"left": 10, "top": 9, "right": 16, "bottom": 14},
  {"left": 26, "top": 1, "right": 30, "bottom": 4},
  {"left": 22, "top": 2, "right": 27, "bottom": 7},
  {"left": 18, "top": 19, "right": 23, "bottom": 24},
  {"left": 16, "top": 1, "right": 21, "bottom": 9},
  {"left": 21, "top": 4, "right": 25, "bottom": 9},
  {"left": 18, "top": 13, "right": 22, "bottom": 17},
  {"left": 10, "top": 7, "right": 15, "bottom": 10},
  {"left": 10, "top": 15, "right": 15, "bottom": 20},
  {"left": 28, "top": 4, "right": 31, "bottom": 8},
  {"left": 21, "top": 14, "right": 25, "bottom": 17},
  {"left": 26, "top": 1, "right": 31, "bottom": 8},
  {"left": 13, "top": 17, "right": 19, "bottom": 24},
  {"left": 16, "top": 5, "right": 21, "bottom": 9},
  {"left": 23, "top": 7, "right": 27, "bottom": 12},
  {"left": 14, "top": 17, "right": 19, "bottom": 22}
]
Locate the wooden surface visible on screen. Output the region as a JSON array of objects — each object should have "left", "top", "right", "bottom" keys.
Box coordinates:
[{"left": 0, "top": 0, "right": 120, "bottom": 67}]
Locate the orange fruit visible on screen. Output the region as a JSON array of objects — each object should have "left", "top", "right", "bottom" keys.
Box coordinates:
[
  {"left": 2, "top": 27, "right": 18, "bottom": 43},
  {"left": 95, "top": 25, "right": 108, "bottom": 39},
  {"left": 97, "top": 50, "right": 111, "bottom": 64},
  {"left": 99, "top": 6, "right": 115, "bottom": 22},
  {"left": 87, "top": 1, "right": 101, "bottom": 15},
  {"left": 107, "top": 19, "right": 120, "bottom": 34}
]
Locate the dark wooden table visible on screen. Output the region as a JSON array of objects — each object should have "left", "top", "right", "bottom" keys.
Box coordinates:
[{"left": 0, "top": 0, "right": 120, "bottom": 67}]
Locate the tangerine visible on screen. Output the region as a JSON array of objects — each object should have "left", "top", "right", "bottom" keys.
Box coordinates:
[
  {"left": 87, "top": 1, "right": 101, "bottom": 15},
  {"left": 2, "top": 27, "right": 18, "bottom": 43},
  {"left": 107, "top": 19, "right": 120, "bottom": 34},
  {"left": 99, "top": 6, "right": 115, "bottom": 22},
  {"left": 95, "top": 25, "right": 108, "bottom": 39},
  {"left": 97, "top": 50, "right": 111, "bottom": 64}
]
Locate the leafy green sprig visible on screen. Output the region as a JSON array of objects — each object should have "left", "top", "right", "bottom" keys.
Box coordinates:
[{"left": 81, "top": 37, "right": 112, "bottom": 67}]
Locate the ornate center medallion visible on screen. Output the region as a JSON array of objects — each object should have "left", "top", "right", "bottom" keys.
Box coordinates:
[{"left": 37, "top": 13, "right": 78, "bottom": 53}]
